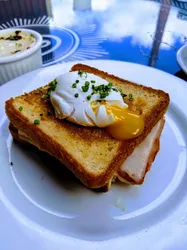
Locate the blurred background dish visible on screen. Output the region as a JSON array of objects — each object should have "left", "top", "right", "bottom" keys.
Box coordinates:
[
  {"left": 177, "top": 43, "right": 187, "bottom": 74},
  {"left": 0, "top": 28, "right": 42, "bottom": 85}
]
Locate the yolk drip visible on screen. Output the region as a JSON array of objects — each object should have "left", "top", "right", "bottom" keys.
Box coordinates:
[{"left": 105, "top": 105, "right": 144, "bottom": 140}]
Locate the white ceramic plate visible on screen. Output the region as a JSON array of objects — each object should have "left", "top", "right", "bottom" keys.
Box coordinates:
[{"left": 1, "top": 60, "right": 187, "bottom": 250}]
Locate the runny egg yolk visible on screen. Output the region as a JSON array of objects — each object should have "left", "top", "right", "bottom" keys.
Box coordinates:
[{"left": 105, "top": 105, "right": 144, "bottom": 140}]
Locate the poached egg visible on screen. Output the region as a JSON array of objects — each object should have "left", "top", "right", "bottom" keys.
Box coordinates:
[{"left": 50, "top": 71, "right": 144, "bottom": 140}]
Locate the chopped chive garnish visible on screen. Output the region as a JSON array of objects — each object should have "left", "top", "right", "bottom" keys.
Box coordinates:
[
  {"left": 40, "top": 114, "right": 43, "bottom": 116},
  {"left": 16, "top": 42, "right": 22, "bottom": 47},
  {"left": 18, "top": 106, "right": 23, "bottom": 111},
  {"left": 42, "top": 94, "right": 48, "bottom": 99},
  {"left": 15, "top": 30, "right": 21, "bottom": 35},
  {"left": 78, "top": 70, "right": 83, "bottom": 77},
  {"left": 82, "top": 86, "right": 89, "bottom": 92},
  {"left": 85, "top": 81, "right": 90, "bottom": 86},
  {"left": 49, "top": 79, "right": 58, "bottom": 91},
  {"left": 82, "top": 86, "right": 86, "bottom": 92},
  {"left": 100, "top": 92, "right": 109, "bottom": 99},
  {"left": 121, "top": 93, "right": 127, "bottom": 98},
  {"left": 98, "top": 85, "right": 103, "bottom": 91},
  {"left": 75, "top": 80, "right": 79, "bottom": 83},
  {"left": 78, "top": 70, "right": 87, "bottom": 78},
  {"left": 129, "top": 93, "right": 134, "bottom": 101},
  {"left": 90, "top": 82, "right": 116, "bottom": 99},
  {"left": 29, "top": 34, "right": 35, "bottom": 41},
  {"left": 34, "top": 119, "right": 40, "bottom": 125},
  {"left": 72, "top": 83, "right": 77, "bottom": 88},
  {"left": 42, "top": 79, "right": 58, "bottom": 99},
  {"left": 87, "top": 95, "right": 91, "bottom": 101},
  {"left": 74, "top": 93, "right": 79, "bottom": 98},
  {"left": 10, "top": 162, "right": 13, "bottom": 166},
  {"left": 81, "top": 82, "right": 121, "bottom": 100},
  {"left": 117, "top": 87, "right": 127, "bottom": 98}
]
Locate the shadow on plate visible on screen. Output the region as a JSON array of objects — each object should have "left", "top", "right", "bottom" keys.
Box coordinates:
[
  {"left": 13, "top": 140, "right": 130, "bottom": 192},
  {"left": 14, "top": 140, "right": 82, "bottom": 191}
]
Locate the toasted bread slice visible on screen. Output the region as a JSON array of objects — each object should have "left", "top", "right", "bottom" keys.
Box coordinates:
[
  {"left": 5, "top": 64, "right": 170, "bottom": 190},
  {"left": 9, "top": 118, "right": 164, "bottom": 187}
]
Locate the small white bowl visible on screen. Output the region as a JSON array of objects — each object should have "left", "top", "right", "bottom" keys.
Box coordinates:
[
  {"left": 176, "top": 43, "right": 187, "bottom": 75},
  {"left": 0, "top": 28, "right": 43, "bottom": 85}
]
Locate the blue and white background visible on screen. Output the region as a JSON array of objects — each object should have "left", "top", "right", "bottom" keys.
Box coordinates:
[{"left": 0, "top": 0, "right": 187, "bottom": 75}]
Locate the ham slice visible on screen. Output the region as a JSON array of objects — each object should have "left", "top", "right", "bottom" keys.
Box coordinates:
[{"left": 117, "top": 119, "right": 165, "bottom": 184}]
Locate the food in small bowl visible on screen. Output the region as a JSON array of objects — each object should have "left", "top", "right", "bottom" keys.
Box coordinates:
[{"left": 0, "top": 28, "right": 43, "bottom": 85}]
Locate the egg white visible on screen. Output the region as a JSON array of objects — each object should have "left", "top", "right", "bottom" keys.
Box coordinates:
[{"left": 50, "top": 71, "right": 127, "bottom": 127}]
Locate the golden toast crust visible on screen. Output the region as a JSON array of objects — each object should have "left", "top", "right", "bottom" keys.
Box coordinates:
[{"left": 5, "top": 64, "right": 170, "bottom": 189}]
